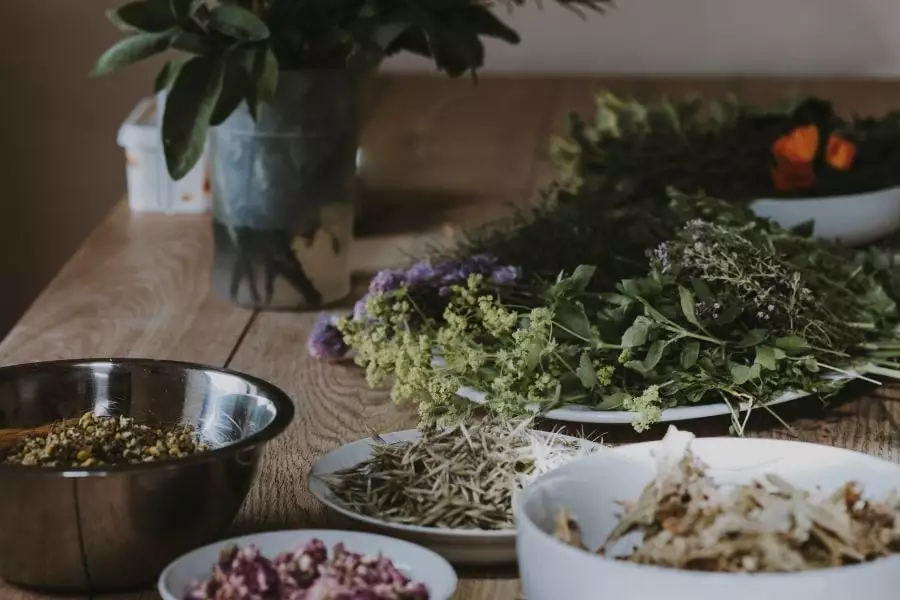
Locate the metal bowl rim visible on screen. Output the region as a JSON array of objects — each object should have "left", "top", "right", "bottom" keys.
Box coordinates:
[{"left": 0, "top": 358, "right": 295, "bottom": 477}]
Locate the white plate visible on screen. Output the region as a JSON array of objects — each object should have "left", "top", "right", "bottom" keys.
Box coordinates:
[
  {"left": 456, "top": 386, "right": 810, "bottom": 425},
  {"left": 751, "top": 186, "right": 900, "bottom": 246},
  {"left": 456, "top": 364, "right": 879, "bottom": 425},
  {"left": 158, "top": 529, "right": 457, "bottom": 600},
  {"left": 516, "top": 431, "right": 900, "bottom": 600},
  {"left": 309, "top": 429, "right": 601, "bottom": 567}
]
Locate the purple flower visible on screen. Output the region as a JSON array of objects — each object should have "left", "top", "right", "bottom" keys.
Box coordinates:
[
  {"left": 368, "top": 269, "right": 405, "bottom": 294},
  {"left": 307, "top": 314, "right": 349, "bottom": 361},
  {"left": 353, "top": 296, "right": 369, "bottom": 321},
  {"left": 405, "top": 261, "right": 437, "bottom": 286},
  {"left": 490, "top": 265, "right": 520, "bottom": 286}
]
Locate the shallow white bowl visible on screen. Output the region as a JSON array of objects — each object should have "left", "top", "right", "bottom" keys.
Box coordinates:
[
  {"left": 515, "top": 437, "right": 900, "bottom": 600},
  {"left": 750, "top": 186, "right": 900, "bottom": 246},
  {"left": 309, "top": 429, "right": 601, "bottom": 567},
  {"left": 158, "top": 529, "right": 457, "bottom": 600}
]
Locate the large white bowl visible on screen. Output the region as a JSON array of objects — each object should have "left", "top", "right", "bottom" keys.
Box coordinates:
[
  {"left": 158, "top": 529, "right": 457, "bottom": 600},
  {"left": 515, "top": 437, "right": 900, "bottom": 600},
  {"left": 750, "top": 186, "right": 900, "bottom": 246}
]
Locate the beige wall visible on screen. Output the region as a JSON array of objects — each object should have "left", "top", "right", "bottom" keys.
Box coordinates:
[
  {"left": 0, "top": 1, "right": 162, "bottom": 337},
  {"left": 385, "top": 0, "right": 900, "bottom": 76}
]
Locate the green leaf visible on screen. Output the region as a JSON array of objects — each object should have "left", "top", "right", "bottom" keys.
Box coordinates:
[
  {"left": 737, "top": 329, "right": 767, "bottom": 348},
  {"left": 678, "top": 286, "right": 702, "bottom": 327},
  {"left": 641, "top": 340, "right": 666, "bottom": 371},
  {"left": 776, "top": 335, "right": 809, "bottom": 352},
  {"left": 622, "top": 319, "right": 649, "bottom": 348},
  {"left": 597, "top": 392, "right": 629, "bottom": 411},
  {"left": 92, "top": 30, "right": 174, "bottom": 76},
  {"left": 466, "top": 6, "right": 520, "bottom": 44},
  {"left": 576, "top": 353, "right": 598, "bottom": 389},
  {"left": 569, "top": 265, "right": 597, "bottom": 293},
  {"left": 680, "top": 341, "right": 700, "bottom": 369},
  {"left": 208, "top": 4, "right": 270, "bottom": 41},
  {"left": 108, "top": 0, "right": 176, "bottom": 33},
  {"left": 162, "top": 55, "right": 224, "bottom": 180},
  {"left": 210, "top": 56, "right": 248, "bottom": 126},
  {"left": 372, "top": 22, "right": 412, "bottom": 50},
  {"left": 554, "top": 301, "right": 593, "bottom": 341},
  {"left": 170, "top": 0, "right": 206, "bottom": 20},
  {"left": 731, "top": 364, "right": 753, "bottom": 385},
  {"left": 243, "top": 45, "right": 279, "bottom": 120},
  {"left": 155, "top": 57, "right": 187, "bottom": 93},
  {"left": 755, "top": 346, "right": 778, "bottom": 371},
  {"left": 173, "top": 31, "right": 213, "bottom": 54}
]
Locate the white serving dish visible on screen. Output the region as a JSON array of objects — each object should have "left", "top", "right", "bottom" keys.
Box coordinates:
[
  {"left": 515, "top": 433, "right": 900, "bottom": 600},
  {"left": 456, "top": 364, "right": 879, "bottom": 425},
  {"left": 158, "top": 529, "right": 457, "bottom": 600},
  {"left": 118, "top": 92, "right": 210, "bottom": 214},
  {"left": 309, "top": 428, "right": 601, "bottom": 567},
  {"left": 750, "top": 186, "right": 900, "bottom": 246}
]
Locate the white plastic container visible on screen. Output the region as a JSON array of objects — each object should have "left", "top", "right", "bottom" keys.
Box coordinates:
[{"left": 117, "top": 93, "right": 210, "bottom": 214}]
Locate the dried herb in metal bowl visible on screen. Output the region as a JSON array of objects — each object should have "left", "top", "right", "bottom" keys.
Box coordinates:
[
  {"left": 2, "top": 411, "right": 209, "bottom": 467},
  {"left": 319, "top": 419, "right": 599, "bottom": 530}
]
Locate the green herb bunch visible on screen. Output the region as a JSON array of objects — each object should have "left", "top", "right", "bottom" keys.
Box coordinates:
[
  {"left": 341, "top": 191, "right": 900, "bottom": 433},
  {"left": 93, "top": 0, "right": 610, "bottom": 179},
  {"left": 549, "top": 91, "right": 900, "bottom": 204}
]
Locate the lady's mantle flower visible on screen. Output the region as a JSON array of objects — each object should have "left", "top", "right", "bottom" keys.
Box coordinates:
[{"left": 306, "top": 314, "right": 349, "bottom": 361}]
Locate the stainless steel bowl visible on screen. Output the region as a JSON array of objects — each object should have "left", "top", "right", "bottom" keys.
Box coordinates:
[{"left": 0, "top": 359, "right": 294, "bottom": 593}]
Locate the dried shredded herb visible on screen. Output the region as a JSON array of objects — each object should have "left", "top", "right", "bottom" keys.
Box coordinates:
[
  {"left": 319, "top": 419, "right": 598, "bottom": 530},
  {"left": 555, "top": 428, "right": 900, "bottom": 573},
  {"left": 3, "top": 411, "right": 209, "bottom": 467}
]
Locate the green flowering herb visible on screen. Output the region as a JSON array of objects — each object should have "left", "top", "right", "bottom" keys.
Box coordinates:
[{"left": 341, "top": 191, "right": 900, "bottom": 433}]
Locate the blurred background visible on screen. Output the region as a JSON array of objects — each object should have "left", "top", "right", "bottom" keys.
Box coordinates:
[{"left": 1, "top": 0, "right": 897, "bottom": 337}]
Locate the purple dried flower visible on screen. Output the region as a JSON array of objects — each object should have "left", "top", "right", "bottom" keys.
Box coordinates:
[
  {"left": 653, "top": 242, "right": 671, "bottom": 273},
  {"left": 490, "top": 265, "right": 520, "bottom": 286},
  {"left": 405, "top": 261, "right": 437, "bottom": 286},
  {"left": 369, "top": 269, "right": 405, "bottom": 294},
  {"left": 307, "top": 314, "right": 349, "bottom": 361}
]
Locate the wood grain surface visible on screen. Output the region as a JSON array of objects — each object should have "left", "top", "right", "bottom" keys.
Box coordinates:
[{"left": 4, "top": 75, "right": 900, "bottom": 600}]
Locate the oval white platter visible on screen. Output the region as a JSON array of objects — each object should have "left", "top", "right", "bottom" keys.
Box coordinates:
[
  {"left": 750, "top": 185, "right": 900, "bottom": 246},
  {"left": 456, "top": 366, "right": 875, "bottom": 425},
  {"left": 158, "top": 529, "right": 457, "bottom": 600},
  {"left": 309, "top": 429, "right": 601, "bottom": 567}
]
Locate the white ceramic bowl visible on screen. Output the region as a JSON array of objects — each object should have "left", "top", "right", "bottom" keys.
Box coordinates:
[
  {"left": 515, "top": 437, "right": 900, "bottom": 600},
  {"left": 309, "top": 429, "right": 601, "bottom": 567},
  {"left": 750, "top": 186, "right": 900, "bottom": 246},
  {"left": 158, "top": 529, "right": 457, "bottom": 600}
]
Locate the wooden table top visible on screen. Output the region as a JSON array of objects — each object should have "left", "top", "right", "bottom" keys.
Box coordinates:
[{"left": 5, "top": 74, "right": 900, "bottom": 600}]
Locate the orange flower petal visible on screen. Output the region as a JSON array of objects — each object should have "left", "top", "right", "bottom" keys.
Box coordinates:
[
  {"left": 772, "top": 162, "right": 815, "bottom": 191},
  {"left": 826, "top": 134, "right": 856, "bottom": 171},
  {"left": 772, "top": 125, "right": 820, "bottom": 164}
]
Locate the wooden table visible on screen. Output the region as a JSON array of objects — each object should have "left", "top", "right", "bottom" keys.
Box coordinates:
[{"left": 4, "top": 75, "right": 900, "bottom": 600}]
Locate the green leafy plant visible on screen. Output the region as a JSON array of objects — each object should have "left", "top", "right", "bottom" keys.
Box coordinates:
[{"left": 93, "top": 0, "right": 611, "bottom": 179}]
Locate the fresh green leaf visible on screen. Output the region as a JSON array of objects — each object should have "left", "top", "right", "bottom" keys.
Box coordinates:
[
  {"left": 576, "top": 353, "right": 598, "bottom": 389},
  {"left": 173, "top": 31, "right": 212, "bottom": 54},
  {"left": 155, "top": 57, "right": 187, "bottom": 93},
  {"left": 210, "top": 56, "right": 248, "bottom": 126},
  {"left": 569, "top": 265, "right": 597, "bottom": 293},
  {"left": 243, "top": 45, "right": 279, "bottom": 120},
  {"left": 108, "top": 0, "right": 176, "bottom": 33},
  {"left": 208, "top": 4, "right": 270, "bottom": 41},
  {"left": 755, "top": 346, "right": 778, "bottom": 371},
  {"left": 776, "top": 335, "right": 809, "bottom": 352},
  {"left": 622, "top": 319, "right": 650, "bottom": 348},
  {"left": 597, "top": 392, "right": 629, "bottom": 411},
  {"left": 170, "top": 0, "right": 206, "bottom": 20},
  {"left": 641, "top": 340, "right": 666, "bottom": 371},
  {"left": 680, "top": 341, "right": 700, "bottom": 369},
  {"left": 730, "top": 364, "right": 753, "bottom": 385},
  {"left": 554, "top": 301, "right": 593, "bottom": 342},
  {"left": 737, "top": 329, "right": 767, "bottom": 348},
  {"left": 92, "top": 31, "right": 174, "bottom": 76},
  {"left": 678, "top": 285, "right": 702, "bottom": 327},
  {"left": 162, "top": 55, "right": 224, "bottom": 180}
]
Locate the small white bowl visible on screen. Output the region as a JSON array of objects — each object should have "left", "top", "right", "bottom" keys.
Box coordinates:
[
  {"left": 515, "top": 437, "right": 900, "bottom": 600},
  {"left": 750, "top": 186, "right": 900, "bottom": 246},
  {"left": 158, "top": 529, "right": 457, "bottom": 600}
]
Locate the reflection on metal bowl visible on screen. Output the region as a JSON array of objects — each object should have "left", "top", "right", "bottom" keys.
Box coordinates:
[{"left": 0, "top": 358, "right": 294, "bottom": 593}]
